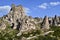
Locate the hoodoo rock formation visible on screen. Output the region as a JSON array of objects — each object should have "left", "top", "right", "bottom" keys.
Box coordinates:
[
  {"left": 1, "top": 4, "right": 38, "bottom": 33},
  {"left": 41, "top": 16, "right": 50, "bottom": 31},
  {"left": 0, "top": 4, "right": 60, "bottom": 33}
]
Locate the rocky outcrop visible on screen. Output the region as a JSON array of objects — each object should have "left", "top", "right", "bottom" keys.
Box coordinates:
[
  {"left": 1, "top": 4, "right": 38, "bottom": 34},
  {"left": 0, "top": 20, "right": 6, "bottom": 30},
  {"left": 0, "top": 4, "right": 60, "bottom": 33},
  {"left": 0, "top": 4, "right": 60, "bottom": 40},
  {"left": 52, "top": 15, "right": 60, "bottom": 26},
  {"left": 41, "top": 16, "right": 50, "bottom": 31}
]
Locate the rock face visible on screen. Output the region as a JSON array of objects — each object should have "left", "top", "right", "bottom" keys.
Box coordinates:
[
  {"left": 52, "top": 15, "right": 60, "bottom": 26},
  {"left": 0, "top": 22, "right": 6, "bottom": 30},
  {"left": 0, "top": 4, "right": 60, "bottom": 33},
  {"left": 41, "top": 16, "right": 50, "bottom": 30},
  {"left": 2, "top": 4, "right": 37, "bottom": 34},
  {"left": 0, "top": 19, "right": 6, "bottom": 30},
  {"left": 7, "top": 4, "right": 26, "bottom": 29},
  {"left": 0, "top": 4, "right": 60, "bottom": 40}
]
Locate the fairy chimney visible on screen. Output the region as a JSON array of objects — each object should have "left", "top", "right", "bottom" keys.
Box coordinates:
[
  {"left": 7, "top": 4, "right": 26, "bottom": 29},
  {"left": 53, "top": 15, "right": 59, "bottom": 26},
  {"left": 42, "top": 16, "right": 50, "bottom": 30}
]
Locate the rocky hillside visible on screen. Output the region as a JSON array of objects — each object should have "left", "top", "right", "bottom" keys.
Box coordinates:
[{"left": 0, "top": 4, "right": 60, "bottom": 40}]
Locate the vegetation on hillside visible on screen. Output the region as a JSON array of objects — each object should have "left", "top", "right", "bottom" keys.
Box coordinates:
[{"left": 0, "top": 20, "right": 60, "bottom": 40}]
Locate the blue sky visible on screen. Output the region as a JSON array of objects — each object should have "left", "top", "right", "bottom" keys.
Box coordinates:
[{"left": 0, "top": 0, "right": 60, "bottom": 18}]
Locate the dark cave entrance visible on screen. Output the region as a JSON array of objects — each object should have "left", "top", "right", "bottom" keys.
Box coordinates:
[
  {"left": 11, "top": 23, "right": 14, "bottom": 28},
  {"left": 16, "top": 22, "right": 21, "bottom": 30}
]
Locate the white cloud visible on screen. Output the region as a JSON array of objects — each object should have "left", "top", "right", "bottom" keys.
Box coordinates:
[
  {"left": 50, "top": 2, "right": 60, "bottom": 6},
  {"left": 0, "top": 6, "right": 11, "bottom": 11},
  {"left": 24, "top": 7, "right": 30, "bottom": 13},
  {"left": 0, "top": 6, "right": 11, "bottom": 17},
  {"left": 38, "top": 1, "right": 60, "bottom": 9},
  {"left": 38, "top": 3, "right": 48, "bottom": 9}
]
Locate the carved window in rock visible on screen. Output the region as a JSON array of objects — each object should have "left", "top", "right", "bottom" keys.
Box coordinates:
[
  {"left": 49, "top": 20, "right": 51, "bottom": 24},
  {"left": 8, "top": 18, "right": 11, "bottom": 22},
  {"left": 29, "top": 24, "right": 31, "bottom": 26},
  {"left": 57, "top": 22, "right": 60, "bottom": 24},
  {"left": 16, "top": 19, "right": 19, "bottom": 22},
  {"left": 0, "top": 23, "right": 2, "bottom": 26},
  {"left": 59, "top": 17, "right": 60, "bottom": 22},
  {"left": 25, "top": 19, "right": 28, "bottom": 23},
  {"left": 11, "top": 23, "right": 14, "bottom": 28},
  {"left": 16, "top": 22, "right": 21, "bottom": 30}
]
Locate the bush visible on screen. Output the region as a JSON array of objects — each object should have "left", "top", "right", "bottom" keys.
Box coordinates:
[{"left": 0, "top": 26, "right": 20, "bottom": 40}]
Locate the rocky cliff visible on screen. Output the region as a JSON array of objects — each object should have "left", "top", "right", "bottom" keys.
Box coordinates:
[
  {"left": 0, "top": 4, "right": 40, "bottom": 33},
  {"left": 0, "top": 4, "right": 60, "bottom": 34}
]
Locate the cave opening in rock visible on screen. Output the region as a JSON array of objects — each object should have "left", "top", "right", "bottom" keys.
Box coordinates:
[
  {"left": 16, "top": 22, "right": 21, "bottom": 30},
  {"left": 11, "top": 23, "right": 14, "bottom": 28}
]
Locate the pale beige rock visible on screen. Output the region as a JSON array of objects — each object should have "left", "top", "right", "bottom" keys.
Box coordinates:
[
  {"left": 3, "top": 4, "right": 38, "bottom": 34},
  {"left": 0, "top": 22, "right": 6, "bottom": 30},
  {"left": 42, "top": 16, "right": 50, "bottom": 30}
]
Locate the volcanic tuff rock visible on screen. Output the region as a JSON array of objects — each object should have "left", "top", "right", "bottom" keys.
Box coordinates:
[
  {"left": 52, "top": 15, "right": 60, "bottom": 26},
  {"left": 0, "top": 21, "right": 6, "bottom": 30},
  {"left": 41, "top": 16, "right": 50, "bottom": 31},
  {"left": 0, "top": 4, "right": 60, "bottom": 33},
  {"left": 1, "top": 4, "right": 39, "bottom": 34}
]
